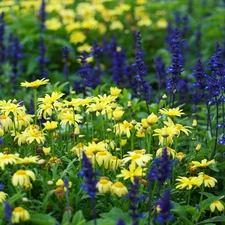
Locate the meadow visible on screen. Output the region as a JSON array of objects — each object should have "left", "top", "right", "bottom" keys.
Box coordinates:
[{"left": 0, "top": 0, "right": 225, "bottom": 224}]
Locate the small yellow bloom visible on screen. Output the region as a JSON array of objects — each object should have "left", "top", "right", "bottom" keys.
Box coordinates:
[
  {"left": 159, "top": 107, "right": 184, "bottom": 118},
  {"left": 109, "top": 156, "right": 121, "bottom": 170},
  {"left": 117, "top": 163, "right": 145, "bottom": 183},
  {"left": 43, "top": 147, "right": 51, "bottom": 155},
  {"left": 192, "top": 119, "right": 198, "bottom": 127},
  {"left": 110, "top": 181, "right": 128, "bottom": 197},
  {"left": 113, "top": 109, "right": 124, "bottom": 121},
  {"left": 110, "top": 87, "right": 122, "bottom": 96},
  {"left": 175, "top": 176, "right": 201, "bottom": 190},
  {"left": 0, "top": 153, "right": 19, "bottom": 170},
  {"left": 191, "top": 159, "right": 215, "bottom": 169},
  {"left": 156, "top": 147, "right": 176, "bottom": 159},
  {"left": 12, "top": 169, "right": 36, "bottom": 187},
  {"left": 147, "top": 113, "right": 160, "bottom": 125},
  {"left": 43, "top": 121, "right": 58, "bottom": 131},
  {"left": 176, "top": 152, "right": 186, "bottom": 162},
  {"left": 96, "top": 177, "right": 113, "bottom": 193},
  {"left": 195, "top": 144, "right": 201, "bottom": 151},
  {"left": 210, "top": 200, "right": 224, "bottom": 212},
  {"left": 12, "top": 206, "right": 30, "bottom": 223},
  {"left": 0, "top": 191, "right": 7, "bottom": 203},
  {"left": 20, "top": 78, "right": 49, "bottom": 89},
  {"left": 197, "top": 172, "right": 218, "bottom": 188},
  {"left": 95, "top": 151, "right": 112, "bottom": 168}
]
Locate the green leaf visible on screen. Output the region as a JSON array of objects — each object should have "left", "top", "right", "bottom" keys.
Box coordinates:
[
  {"left": 61, "top": 210, "right": 72, "bottom": 225},
  {"left": 197, "top": 216, "right": 225, "bottom": 224},
  {"left": 71, "top": 210, "right": 86, "bottom": 225},
  {"left": 29, "top": 213, "right": 58, "bottom": 225}
]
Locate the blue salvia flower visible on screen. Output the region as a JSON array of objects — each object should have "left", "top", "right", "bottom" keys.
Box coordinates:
[
  {"left": 62, "top": 46, "right": 72, "bottom": 92},
  {"left": 78, "top": 152, "right": 98, "bottom": 225},
  {"left": 194, "top": 26, "right": 202, "bottom": 58},
  {"left": 4, "top": 201, "right": 12, "bottom": 224},
  {"left": 116, "top": 219, "right": 126, "bottom": 225},
  {"left": 205, "top": 42, "right": 223, "bottom": 105},
  {"left": 0, "top": 12, "right": 5, "bottom": 63},
  {"left": 154, "top": 56, "right": 166, "bottom": 99},
  {"left": 154, "top": 189, "right": 174, "bottom": 224},
  {"left": 0, "top": 184, "right": 4, "bottom": 190},
  {"left": 11, "top": 37, "right": 23, "bottom": 92},
  {"left": 132, "top": 31, "right": 152, "bottom": 112},
  {"left": 166, "top": 28, "right": 184, "bottom": 105},
  {"left": 78, "top": 151, "right": 98, "bottom": 198},
  {"left": 165, "top": 22, "right": 173, "bottom": 51},
  {"left": 75, "top": 52, "right": 96, "bottom": 96},
  {"left": 5, "top": 32, "right": 14, "bottom": 60},
  {"left": 125, "top": 177, "right": 146, "bottom": 225},
  {"left": 90, "top": 40, "right": 102, "bottom": 87},
  {"left": 192, "top": 59, "right": 206, "bottom": 105},
  {"left": 39, "top": 0, "right": 46, "bottom": 32},
  {"left": 36, "top": 35, "right": 49, "bottom": 79}
]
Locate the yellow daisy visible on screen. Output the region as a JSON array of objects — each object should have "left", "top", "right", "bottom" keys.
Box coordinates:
[
  {"left": 110, "top": 181, "right": 128, "bottom": 197},
  {"left": 175, "top": 176, "right": 201, "bottom": 190},
  {"left": 12, "top": 206, "right": 30, "bottom": 223},
  {"left": 197, "top": 172, "right": 218, "bottom": 188},
  {"left": 210, "top": 200, "right": 224, "bottom": 212},
  {"left": 43, "top": 121, "right": 58, "bottom": 131},
  {"left": 0, "top": 191, "right": 8, "bottom": 203},
  {"left": 159, "top": 107, "right": 184, "bottom": 118},
  {"left": 117, "top": 163, "right": 145, "bottom": 183},
  {"left": 12, "top": 169, "right": 36, "bottom": 187},
  {"left": 21, "top": 78, "right": 49, "bottom": 88},
  {"left": 0, "top": 153, "right": 19, "bottom": 170},
  {"left": 191, "top": 159, "right": 216, "bottom": 169},
  {"left": 96, "top": 177, "right": 113, "bottom": 193}
]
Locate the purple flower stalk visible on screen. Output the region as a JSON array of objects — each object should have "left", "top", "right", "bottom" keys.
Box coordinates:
[
  {"left": 166, "top": 28, "right": 184, "bottom": 106},
  {"left": 62, "top": 46, "right": 72, "bottom": 92},
  {"left": 78, "top": 152, "right": 98, "bottom": 225},
  {"left": 4, "top": 201, "right": 12, "bottom": 224},
  {"left": 39, "top": 0, "right": 46, "bottom": 32},
  {"left": 125, "top": 177, "right": 146, "bottom": 225},
  {"left": 132, "top": 31, "right": 152, "bottom": 113},
  {"left": 75, "top": 52, "right": 96, "bottom": 96},
  {"left": 0, "top": 12, "right": 5, "bottom": 64},
  {"left": 116, "top": 219, "right": 126, "bottom": 225},
  {"left": 78, "top": 152, "right": 98, "bottom": 198},
  {"left": 154, "top": 189, "right": 174, "bottom": 224}
]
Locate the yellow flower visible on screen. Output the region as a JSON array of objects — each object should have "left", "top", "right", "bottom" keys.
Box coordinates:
[
  {"left": 20, "top": 78, "right": 49, "bottom": 89},
  {"left": 175, "top": 176, "right": 201, "bottom": 190},
  {"left": 0, "top": 114, "right": 13, "bottom": 131},
  {"left": 109, "top": 156, "right": 121, "bottom": 170},
  {"left": 164, "top": 117, "right": 192, "bottom": 136},
  {"left": 191, "top": 159, "right": 215, "bottom": 169},
  {"left": 122, "top": 151, "right": 152, "bottom": 167},
  {"left": 70, "top": 31, "right": 86, "bottom": 44},
  {"left": 38, "top": 92, "right": 65, "bottom": 105},
  {"left": 114, "top": 120, "right": 133, "bottom": 138},
  {"left": 197, "top": 172, "right": 218, "bottom": 188},
  {"left": 96, "top": 177, "right": 113, "bottom": 193},
  {"left": 110, "top": 182, "right": 128, "bottom": 197},
  {"left": 12, "top": 206, "right": 30, "bottom": 223},
  {"left": 156, "top": 147, "right": 176, "bottom": 159},
  {"left": 45, "top": 18, "right": 61, "bottom": 30},
  {"left": 195, "top": 144, "right": 201, "bottom": 151},
  {"left": 147, "top": 113, "right": 160, "bottom": 125},
  {"left": 43, "top": 121, "right": 58, "bottom": 131},
  {"left": 117, "top": 163, "right": 145, "bottom": 183},
  {"left": 113, "top": 109, "right": 124, "bottom": 121},
  {"left": 110, "top": 87, "right": 122, "bottom": 96},
  {"left": 95, "top": 151, "right": 112, "bottom": 168},
  {"left": 12, "top": 169, "right": 36, "bottom": 187},
  {"left": 153, "top": 126, "right": 176, "bottom": 146},
  {"left": 24, "top": 125, "right": 46, "bottom": 144},
  {"left": 176, "top": 152, "right": 186, "bottom": 162},
  {"left": 42, "top": 147, "right": 50, "bottom": 155},
  {"left": 192, "top": 119, "right": 198, "bottom": 127},
  {"left": 85, "top": 141, "right": 106, "bottom": 153},
  {"left": 210, "top": 200, "right": 224, "bottom": 212},
  {"left": 16, "top": 156, "right": 39, "bottom": 165},
  {"left": 159, "top": 107, "right": 184, "bottom": 118},
  {"left": 0, "top": 191, "right": 7, "bottom": 203},
  {"left": 0, "top": 153, "right": 19, "bottom": 170}
]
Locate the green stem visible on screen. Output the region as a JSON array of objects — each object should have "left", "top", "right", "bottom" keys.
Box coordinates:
[{"left": 33, "top": 88, "right": 37, "bottom": 124}]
